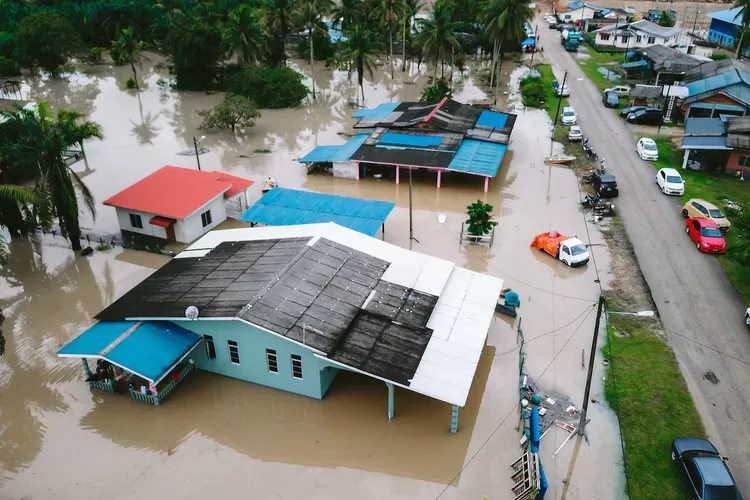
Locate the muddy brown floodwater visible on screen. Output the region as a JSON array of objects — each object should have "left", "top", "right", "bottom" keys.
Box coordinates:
[{"left": 1, "top": 57, "right": 625, "bottom": 499}]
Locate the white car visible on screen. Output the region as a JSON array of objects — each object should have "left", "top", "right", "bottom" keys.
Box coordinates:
[
  {"left": 656, "top": 168, "right": 685, "bottom": 195},
  {"left": 746, "top": 308, "right": 750, "bottom": 327},
  {"left": 556, "top": 84, "right": 571, "bottom": 97},
  {"left": 605, "top": 85, "right": 631, "bottom": 97},
  {"left": 561, "top": 106, "right": 577, "bottom": 126},
  {"left": 636, "top": 137, "right": 658, "bottom": 161},
  {"left": 568, "top": 125, "right": 583, "bottom": 141}
]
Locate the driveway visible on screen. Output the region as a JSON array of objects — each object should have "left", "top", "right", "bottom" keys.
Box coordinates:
[{"left": 539, "top": 18, "right": 750, "bottom": 495}]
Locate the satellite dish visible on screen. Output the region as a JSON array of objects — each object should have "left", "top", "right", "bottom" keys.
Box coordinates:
[{"left": 185, "top": 306, "right": 199, "bottom": 320}]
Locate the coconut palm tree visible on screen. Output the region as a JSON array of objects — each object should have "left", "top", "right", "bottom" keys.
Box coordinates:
[
  {"left": 480, "top": 0, "right": 532, "bottom": 94},
  {"left": 414, "top": 0, "right": 461, "bottom": 79},
  {"left": 403, "top": 0, "right": 424, "bottom": 70},
  {"left": 341, "top": 24, "right": 382, "bottom": 104},
  {"left": 373, "top": 0, "right": 410, "bottom": 78},
  {"left": 222, "top": 5, "right": 270, "bottom": 66},
  {"left": 0, "top": 185, "right": 40, "bottom": 263},
  {"left": 0, "top": 103, "right": 103, "bottom": 252},
  {"left": 332, "top": 0, "right": 365, "bottom": 32},
  {"left": 297, "top": 0, "right": 334, "bottom": 100},
  {"left": 657, "top": 10, "right": 676, "bottom": 27},
  {"left": 267, "top": 0, "right": 299, "bottom": 61},
  {"left": 734, "top": 0, "right": 750, "bottom": 58},
  {"left": 112, "top": 27, "right": 147, "bottom": 91}
]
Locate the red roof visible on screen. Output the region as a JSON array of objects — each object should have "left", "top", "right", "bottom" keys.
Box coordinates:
[{"left": 103, "top": 166, "right": 254, "bottom": 219}]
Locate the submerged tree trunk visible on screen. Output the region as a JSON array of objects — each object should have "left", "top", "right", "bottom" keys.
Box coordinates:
[
  {"left": 494, "top": 45, "right": 504, "bottom": 104},
  {"left": 737, "top": 30, "right": 746, "bottom": 58},
  {"left": 402, "top": 20, "right": 407, "bottom": 72},
  {"left": 489, "top": 37, "right": 499, "bottom": 89},
  {"left": 389, "top": 17, "right": 394, "bottom": 78},
  {"left": 358, "top": 60, "right": 365, "bottom": 104},
  {"left": 310, "top": 32, "right": 316, "bottom": 100},
  {"left": 130, "top": 62, "right": 139, "bottom": 91}
]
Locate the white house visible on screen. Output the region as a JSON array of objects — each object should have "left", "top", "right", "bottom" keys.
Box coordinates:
[
  {"left": 592, "top": 20, "right": 685, "bottom": 50},
  {"left": 557, "top": 1, "right": 605, "bottom": 23},
  {"left": 104, "top": 165, "right": 254, "bottom": 244}
]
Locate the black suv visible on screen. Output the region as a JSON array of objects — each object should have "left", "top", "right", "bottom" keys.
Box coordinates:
[
  {"left": 594, "top": 174, "right": 618, "bottom": 198},
  {"left": 626, "top": 108, "right": 664, "bottom": 125}
]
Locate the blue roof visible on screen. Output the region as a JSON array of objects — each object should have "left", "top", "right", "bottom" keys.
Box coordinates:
[
  {"left": 239, "top": 188, "right": 395, "bottom": 236},
  {"left": 381, "top": 132, "right": 442, "bottom": 147},
  {"left": 687, "top": 69, "right": 750, "bottom": 105},
  {"left": 521, "top": 37, "right": 536, "bottom": 47},
  {"left": 684, "top": 117, "right": 725, "bottom": 135},
  {"left": 622, "top": 60, "right": 648, "bottom": 69},
  {"left": 299, "top": 134, "right": 369, "bottom": 163},
  {"left": 681, "top": 136, "right": 730, "bottom": 150},
  {"left": 447, "top": 140, "right": 507, "bottom": 177},
  {"left": 707, "top": 7, "right": 744, "bottom": 26},
  {"left": 58, "top": 321, "right": 202, "bottom": 383},
  {"left": 351, "top": 102, "right": 400, "bottom": 119},
  {"left": 477, "top": 110, "right": 509, "bottom": 128}
]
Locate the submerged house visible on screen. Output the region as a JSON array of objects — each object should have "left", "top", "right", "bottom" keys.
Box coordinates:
[
  {"left": 57, "top": 223, "right": 504, "bottom": 431},
  {"left": 104, "top": 165, "right": 254, "bottom": 245},
  {"left": 300, "top": 98, "right": 517, "bottom": 192}
]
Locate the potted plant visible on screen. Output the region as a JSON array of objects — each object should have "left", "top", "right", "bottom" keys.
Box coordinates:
[{"left": 466, "top": 200, "right": 498, "bottom": 237}]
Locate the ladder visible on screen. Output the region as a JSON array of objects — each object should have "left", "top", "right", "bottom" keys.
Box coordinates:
[
  {"left": 665, "top": 95, "right": 676, "bottom": 122},
  {"left": 511, "top": 451, "right": 540, "bottom": 500}
]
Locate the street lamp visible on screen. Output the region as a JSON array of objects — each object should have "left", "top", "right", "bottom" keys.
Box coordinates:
[
  {"left": 608, "top": 310, "right": 655, "bottom": 317},
  {"left": 193, "top": 135, "right": 206, "bottom": 171},
  {"left": 693, "top": 10, "right": 701, "bottom": 34}
]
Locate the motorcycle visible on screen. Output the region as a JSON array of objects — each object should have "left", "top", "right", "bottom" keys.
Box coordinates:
[
  {"left": 582, "top": 138, "right": 598, "bottom": 160},
  {"left": 580, "top": 193, "right": 600, "bottom": 208},
  {"left": 597, "top": 158, "right": 607, "bottom": 174},
  {"left": 582, "top": 168, "right": 598, "bottom": 184},
  {"left": 593, "top": 202, "right": 616, "bottom": 217}
]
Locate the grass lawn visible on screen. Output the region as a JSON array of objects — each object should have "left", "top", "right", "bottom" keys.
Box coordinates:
[
  {"left": 575, "top": 46, "right": 625, "bottom": 92},
  {"left": 642, "top": 136, "right": 750, "bottom": 303},
  {"left": 603, "top": 293, "right": 706, "bottom": 500},
  {"left": 522, "top": 64, "right": 569, "bottom": 141}
]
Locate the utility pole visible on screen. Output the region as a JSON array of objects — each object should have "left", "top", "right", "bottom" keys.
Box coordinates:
[
  {"left": 578, "top": 295, "right": 605, "bottom": 436},
  {"left": 692, "top": 10, "right": 701, "bottom": 33},
  {"left": 193, "top": 136, "right": 202, "bottom": 171},
  {"left": 553, "top": 70, "right": 568, "bottom": 129},
  {"left": 408, "top": 167, "right": 415, "bottom": 241}
]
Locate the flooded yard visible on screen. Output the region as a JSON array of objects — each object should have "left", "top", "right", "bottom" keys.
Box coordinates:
[{"left": 0, "top": 57, "right": 625, "bottom": 499}]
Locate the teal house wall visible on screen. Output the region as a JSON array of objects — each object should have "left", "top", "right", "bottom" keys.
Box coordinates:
[{"left": 173, "top": 319, "right": 340, "bottom": 399}]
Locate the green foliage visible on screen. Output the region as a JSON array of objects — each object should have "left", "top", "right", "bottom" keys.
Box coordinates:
[
  {"left": 198, "top": 93, "right": 261, "bottom": 132},
  {"left": 465, "top": 200, "right": 497, "bottom": 236},
  {"left": 340, "top": 23, "right": 382, "bottom": 102},
  {"left": 0, "top": 56, "right": 20, "bottom": 76},
  {"left": 87, "top": 46, "right": 103, "bottom": 63},
  {"left": 657, "top": 10, "right": 676, "bottom": 27},
  {"left": 168, "top": 17, "right": 224, "bottom": 90},
  {"left": 125, "top": 78, "right": 137, "bottom": 89},
  {"left": 520, "top": 74, "right": 545, "bottom": 108},
  {"left": 16, "top": 11, "right": 83, "bottom": 73},
  {"left": 420, "top": 77, "right": 453, "bottom": 101},
  {"left": 414, "top": 0, "right": 461, "bottom": 76},
  {"left": 96, "top": 241, "right": 113, "bottom": 251},
  {"left": 710, "top": 53, "right": 729, "bottom": 61},
  {"left": 228, "top": 66, "right": 308, "bottom": 108},
  {"left": 296, "top": 32, "right": 337, "bottom": 61},
  {"left": 221, "top": 5, "right": 269, "bottom": 66}
]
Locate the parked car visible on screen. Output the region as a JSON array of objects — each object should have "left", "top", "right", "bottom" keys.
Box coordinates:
[
  {"left": 636, "top": 137, "right": 658, "bottom": 161},
  {"left": 620, "top": 105, "right": 648, "bottom": 117},
  {"left": 671, "top": 438, "right": 741, "bottom": 499},
  {"left": 627, "top": 108, "right": 664, "bottom": 125},
  {"left": 602, "top": 91, "right": 619, "bottom": 108},
  {"left": 558, "top": 23, "right": 575, "bottom": 31},
  {"left": 556, "top": 84, "right": 571, "bottom": 97},
  {"left": 745, "top": 307, "right": 750, "bottom": 328},
  {"left": 561, "top": 106, "right": 577, "bottom": 126},
  {"left": 682, "top": 199, "right": 731, "bottom": 232},
  {"left": 568, "top": 125, "right": 583, "bottom": 141},
  {"left": 593, "top": 174, "right": 618, "bottom": 197},
  {"left": 605, "top": 85, "right": 631, "bottom": 97},
  {"left": 686, "top": 218, "right": 727, "bottom": 254},
  {"left": 656, "top": 168, "right": 685, "bottom": 195}
]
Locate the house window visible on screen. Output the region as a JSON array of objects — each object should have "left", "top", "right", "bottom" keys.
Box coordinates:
[
  {"left": 620, "top": 36, "right": 627, "bottom": 43},
  {"left": 636, "top": 35, "right": 642, "bottom": 43},
  {"left": 228, "top": 340, "right": 240, "bottom": 364},
  {"left": 129, "top": 213, "right": 143, "bottom": 229},
  {"left": 267, "top": 349, "right": 278, "bottom": 373},
  {"left": 201, "top": 210, "right": 212, "bottom": 228},
  {"left": 647, "top": 36, "right": 655, "bottom": 44},
  {"left": 204, "top": 335, "right": 216, "bottom": 359},
  {"left": 291, "top": 354, "right": 303, "bottom": 379},
  {"left": 600, "top": 34, "right": 611, "bottom": 41}
]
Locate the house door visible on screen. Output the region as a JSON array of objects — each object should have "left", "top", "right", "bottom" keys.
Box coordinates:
[{"left": 166, "top": 224, "right": 176, "bottom": 241}]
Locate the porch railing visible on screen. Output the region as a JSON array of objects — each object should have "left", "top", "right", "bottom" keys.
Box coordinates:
[
  {"left": 88, "top": 379, "right": 114, "bottom": 392},
  {"left": 129, "top": 360, "right": 197, "bottom": 406}
]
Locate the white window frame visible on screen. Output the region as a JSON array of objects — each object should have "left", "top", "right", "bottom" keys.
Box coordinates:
[
  {"left": 266, "top": 349, "right": 278, "bottom": 373},
  {"left": 647, "top": 36, "right": 655, "bottom": 44},
  {"left": 201, "top": 209, "right": 212, "bottom": 228},
  {"left": 228, "top": 340, "right": 240, "bottom": 365},
  {"left": 600, "top": 33, "right": 611, "bottom": 41},
  {"left": 291, "top": 354, "right": 303, "bottom": 379},
  {"left": 129, "top": 213, "right": 143, "bottom": 229}
]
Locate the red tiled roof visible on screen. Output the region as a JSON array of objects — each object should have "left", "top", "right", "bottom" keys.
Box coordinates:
[{"left": 103, "top": 166, "right": 254, "bottom": 220}]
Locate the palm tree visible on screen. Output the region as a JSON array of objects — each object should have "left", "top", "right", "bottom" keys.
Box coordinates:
[
  {"left": 341, "top": 24, "right": 382, "bottom": 104},
  {"left": 332, "top": 0, "right": 364, "bottom": 32},
  {"left": 373, "top": 0, "right": 410, "bottom": 78},
  {"left": 657, "top": 10, "right": 676, "bottom": 27},
  {"left": 222, "top": 5, "right": 269, "bottom": 66},
  {"left": 480, "top": 0, "right": 532, "bottom": 95},
  {"left": 734, "top": 0, "right": 750, "bottom": 58},
  {"left": 267, "top": 0, "right": 298, "bottom": 61},
  {"left": 297, "top": 0, "right": 334, "bottom": 100},
  {"left": 0, "top": 185, "right": 39, "bottom": 263},
  {"left": 0, "top": 103, "right": 103, "bottom": 252},
  {"left": 112, "top": 27, "right": 147, "bottom": 91},
  {"left": 403, "top": 0, "right": 424, "bottom": 70},
  {"left": 414, "top": 0, "right": 461, "bottom": 79}
]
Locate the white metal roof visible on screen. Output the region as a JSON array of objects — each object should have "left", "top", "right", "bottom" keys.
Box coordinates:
[{"left": 184, "top": 223, "right": 503, "bottom": 407}]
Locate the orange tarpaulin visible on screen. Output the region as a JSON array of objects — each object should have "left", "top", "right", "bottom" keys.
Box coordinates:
[{"left": 530, "top": 231, "right": 570, "bottom": 257}]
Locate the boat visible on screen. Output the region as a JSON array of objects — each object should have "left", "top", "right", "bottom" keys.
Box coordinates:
[
  {"left": 544, "top": 155, "right": 576, "bottom": 164},
  {"left": 261, "top": 177, "right": 277, "bottom": 194}
]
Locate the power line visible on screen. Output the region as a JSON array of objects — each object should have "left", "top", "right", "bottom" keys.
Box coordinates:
[{"left": 662, "top": 326, "right": 750, "bottom": 367}]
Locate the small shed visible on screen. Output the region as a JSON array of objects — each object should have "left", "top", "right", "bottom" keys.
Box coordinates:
[{"left": 630, "top": 85, "right": 664, "bottom": 106}]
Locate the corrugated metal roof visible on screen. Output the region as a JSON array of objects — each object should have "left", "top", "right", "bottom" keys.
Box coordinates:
[
  {"left": 707, "top": 7, "right": 744, "bottom": 26},
  {"left": 58, "top": 321, "right": 202, "bottom": 383},
  {"left": 629, "top": 20, "right": 683, "bottom": 38},
  {"left": 351, "top": 102, "right": 400, "bottom": 119},
  {"left": 684, "top": 117, "right": 726, "bottom": 136},
  {"left": 640, "top": 44, "right": 701, "bottom": 72},
  {"left": 622, "top": 60, "right": 648, "bottom": 69},
  {"left": 298, "top": 134, "right": 369, "bottom": 163},
  {"left": 447, "top": 140, "right": 507, "bottom": 177},
  {"left": 680, "top": 136, "right": 730, "bottom": 150},
  {"left": 239, "top": 188, "right": 395, "bottom": 236},
  {"left": 684, "top": 58, "right": 750, "bottom": 84}
]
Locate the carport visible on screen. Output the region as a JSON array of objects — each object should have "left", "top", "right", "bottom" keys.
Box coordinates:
[{"left": 680, "top": 117, "right": 732, "bottom": 171}]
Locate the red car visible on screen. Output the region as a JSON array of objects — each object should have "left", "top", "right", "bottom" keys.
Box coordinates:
[{"left": 686, "top": 217, "right": 727, "bottom": 254}]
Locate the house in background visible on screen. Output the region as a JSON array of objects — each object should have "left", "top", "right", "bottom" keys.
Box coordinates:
[
  {"left": 680, "top": 116, "right": 750, "bottom": 176},
  {"left": 682, "top": 59, "right": 750, "bottom": 118},
  {"left": 104, "top": 165, "right": 254, "bottom": 245},
  {"left": 557, "top": 1, "right": 604, "bottom": 24},
  {"left": 624, "top": 44, "right": 703, "bottom": 85},
  {"left": 57, "top": 223, "right": 504, "bottom": 432},
  {"left": 591, "top": 21, "right": 685, "bottom": 51},
  {"left": 706, "top": 7, "right": 743, "bottom": 48}
]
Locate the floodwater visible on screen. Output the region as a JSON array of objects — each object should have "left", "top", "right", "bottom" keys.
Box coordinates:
[{"left": 0, "top": 55, "right": 625, "bottom": 499}]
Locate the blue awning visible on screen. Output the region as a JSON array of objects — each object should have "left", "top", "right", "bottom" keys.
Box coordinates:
[
  {"left": 299, "top": 134, "right": 369, "bottom": 163},
  {"left": 239, "top": 188, "right": 395, "bottom": 236},
  {"left": 625, "top": 50, "right": 637, "bottom": 59},
  {"left": 58, "top": 321, "right": 202, "bottom": 383},
  {"left": 684, "top": 117, "right": 726, "bottom": 135},
  {"left": 476, "top": 110, "right": 509, "bottom": 128},
  {"left": 690, "top": 103, "right": 746, "bottom": 112},
  {"left": 622, "top": 60, "right": 648, "bottom": 69},
  {"left": 680, "top": 136, "right": 731, "bottom": 150},
  {"left": 352, "top": 102, "right": 400, "bottom": 119},
  {"left": 521, "top": 37, "right": 536, "bottom": 47},
  {"left": 447, "top": 140, "right": 507, "bottom": 177}
]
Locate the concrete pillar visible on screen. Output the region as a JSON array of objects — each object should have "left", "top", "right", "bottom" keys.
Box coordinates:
[
  {"left": 437, "top": 170, "right": 442, "bottom": 188},
  {"left": 355, "top": 161, "right": 360, "bottom": 180},
  {"left": 81, "top": 358, "right": 92, "bottom": 377},
  {"left": 682, "top": 149, "right": 690, "bottom": 170},
  {"left": 451, "top": 405, "right": 459, "bottom": 433},
  {"left": 387, "top": 382, "right": 395, "bottom": 421},
  {"left": 396, "top": 166, "right": 400, "bottom": 184},
  {"left": 484, "top": 176, "right": 490, "bottom": 193}
]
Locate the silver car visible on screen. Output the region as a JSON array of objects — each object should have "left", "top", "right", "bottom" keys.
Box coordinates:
[{"left": 561, "top": 106, "right": 577, "bottom": 126}]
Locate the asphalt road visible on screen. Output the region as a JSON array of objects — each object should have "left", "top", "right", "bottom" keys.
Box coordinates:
[{"left": 538, "top": 19, "right": 750, "bottom": 494}]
